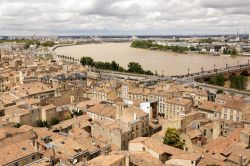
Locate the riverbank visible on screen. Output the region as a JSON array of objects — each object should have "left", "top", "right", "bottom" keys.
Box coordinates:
[{"left": 131, "top": 40, "right": 190, "bottom": 53}]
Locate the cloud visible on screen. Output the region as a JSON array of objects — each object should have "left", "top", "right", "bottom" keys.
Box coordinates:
[
  {"left": 0, "top": 0, "right": 249, "bottom": 35},
  {"left": 200, "top": 0, "right": 250, "bottom": 8}
]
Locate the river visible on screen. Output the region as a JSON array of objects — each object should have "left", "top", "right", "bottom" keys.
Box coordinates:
[{"left": 55, "top": 42, "right": 249, "bottom": 76}]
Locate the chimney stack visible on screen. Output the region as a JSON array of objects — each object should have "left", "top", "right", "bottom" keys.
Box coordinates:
[
  {"left": 239, "top": 155, "right": 243, "bottom": 166},
  {"left": 52, "top": 148, "right": 56, "bottom": 156},
  {"left": 116, "top": 103, "right": 123, "bottom": 119},
  {"left": 32, "top": 138, "right": 39, "bottom": 151},
  {"left": 133, "top": 112, "right": 137, "bottom": 121}
]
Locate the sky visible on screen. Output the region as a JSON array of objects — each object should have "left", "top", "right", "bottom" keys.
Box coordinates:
[{"left": 0, "top": 0, "right": 250, "bottom": 36}]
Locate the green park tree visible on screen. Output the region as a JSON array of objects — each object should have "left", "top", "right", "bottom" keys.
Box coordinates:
[
  {"left": 208, "top": 74, "right": 225, "bottom": 86},
  {"left": 230, "top": 75, "right": 248, "bottom": 91},
  {"left": 50, "top": 117, "right": 60, "bottom": 126},
  {"left": 163, "top": 128, "right": 184, "bottom": 150},
  {"left": 127, "top": 62, "right": 144, "bottom": 74}
]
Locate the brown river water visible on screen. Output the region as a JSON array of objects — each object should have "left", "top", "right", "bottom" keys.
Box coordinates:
[{"left": 55, "top": 42, "right": 250, "bottom": 76}]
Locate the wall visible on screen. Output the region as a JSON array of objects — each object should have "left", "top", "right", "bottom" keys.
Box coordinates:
[
  {"left": 165, "top": 158, "right": 196, "bottom": 166},
  {"left": 92, "top": 124, "right": 123, "bottom": 149},
  {"left": 6, "top": 153, "right": 41, "bottom": 166}
]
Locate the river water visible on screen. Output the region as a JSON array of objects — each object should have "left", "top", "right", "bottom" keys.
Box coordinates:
[{"left": 55, "top": 43, "right": 249, "bottom": 76}]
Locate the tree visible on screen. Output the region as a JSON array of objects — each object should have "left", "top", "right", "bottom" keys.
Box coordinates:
[
  {"left": 208, "top": 74, "right": 225, "bottom": 86},
  {"left": 131, "top": 40, "right": 153, "bottom": 48},
  {"left": 190, "top": 46, "right": 197, "bottom": 51},
  {"left": 37, "top": 120, "right": 49, "bottom": 128},
  {"left": 216, "top": 89, "right": 224, "bottom": 94},
  {"left": 199, "top": 38, "right": 215, "bottom": 44},
  {"left": 144, "top": 70, "right": 154, "bottom": 75},
  {"left": 80, "top": 56, "right": 153, "bottom": 75},
  {"left": 50, "top": 117, "right": 60, "bottom": 126},
  {"left": 71, "top": 110, "right": 83, "bottom": 117},
  {"left": 42, "top": 41, "right": 54, "bottom": 47},
  {"left": 127, "top": 62, "right": 144, "bottom": 74},
  {"left": 230, "top": 75, "right": 248, "bottom": 91},
  {"left": 80, "top": 57, "right": 94, "bottom": 66},
  {"left": 163, "top": 128, "right": 184, "bottom": 150},
  {"left": 111, "top": 61, "right": 119, "bottom": 71},
  {"left": 231, "top": 48, "right": 238, "bottom": 55}
]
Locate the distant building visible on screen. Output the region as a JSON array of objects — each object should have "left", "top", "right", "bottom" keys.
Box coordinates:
[{"left": 140, "top": 101, "right": 158, "bottom": 120}]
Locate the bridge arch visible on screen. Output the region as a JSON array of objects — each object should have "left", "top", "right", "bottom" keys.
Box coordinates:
[{"left": 240, "top": 70, "right": 249, "bottom": 76}]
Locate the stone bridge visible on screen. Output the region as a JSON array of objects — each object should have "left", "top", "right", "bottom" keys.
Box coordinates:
[
  {"left": 86, "top": 63, "right": 250, "bottom": 86},
  {"left": 176, "top": 63, "right": 250, "bottom": 83}
]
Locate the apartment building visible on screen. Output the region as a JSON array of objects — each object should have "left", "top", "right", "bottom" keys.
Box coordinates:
[
  {"left": 221, "top": 100, "right": 250, "bottom": 122},
  {"left": 40, "top": 104, "right": 56, "bottom": 122},
  {"left": 92, "top": 104, "right": 149, "bottom": 150},
  {"left": 0, "top": 127, "right": 42, "bottom": 166},
  {"left": 15, "top": 82, "right": 56, "bottom": 101},
  {"left": 88, "top": 153, "right": 129, "bottom": 166},
  {"left": 121, "top": 82, "right": 181, "bottom": 115},
  {"left": 1, "top": 104, "right": 41, "bottom": 126},
  {"left": 0, "top": 71, "right": 23, "bottom": 92},
  {"left": 215, "top": 94, "right": 244, "bottom": 104},
  {"left": 183, "top": 88, "right": 208, "bottom": 107},
  {"left": 165, "top": 98, "right": 193, "bottom": 119},
  {"left": 86, "top": 103, "right": 116, "bottom": 121},
  {"left": 198, "top": 101, "right": 223, "bottom": 120},
  {"left": 129, "top": 137, "right": 185, "bottom": 163}
]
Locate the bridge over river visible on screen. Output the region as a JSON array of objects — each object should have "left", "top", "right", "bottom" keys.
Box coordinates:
[
  {"left": 85, "top": 63, "right": 250, "bottom": 86},
  {"left": 141, "top": 62, "right": 250, "bottom": 84}
]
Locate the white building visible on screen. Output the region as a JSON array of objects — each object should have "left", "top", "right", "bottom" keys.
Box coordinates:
[{"left": 140, "top": 101, "right": 158, "bottom": 120}]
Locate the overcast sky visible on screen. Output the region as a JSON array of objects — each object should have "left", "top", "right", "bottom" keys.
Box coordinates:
[{"left": 0, "top": 0, "right": 250, "bottom": 36}]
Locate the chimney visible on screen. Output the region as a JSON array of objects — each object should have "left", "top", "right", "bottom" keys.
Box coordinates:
[
  {"left": 52, "top": 148, "right": 56, "bottom": 156},
  {"left": 239, "top": 155, "right": 243, "bottom": 166},
  {"left": 32, "top": 138, "right": 39, "bottom": 151},
  {"left": 116, "top": 103, "right": 123, "bottom": 119},
  {"left": 133, "top": 112, "right": 137, "bottom": 121}
]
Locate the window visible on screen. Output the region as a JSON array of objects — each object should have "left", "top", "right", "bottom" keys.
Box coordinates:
[
  {"left": 236, "top": 117, "right": 240, "bottom": 122},
  {"left": 224, "top": 114, "right": 227, "bottom": 120},
  {"left": 14, "top": 162, "right": 19, "bottom": 166},
  {"left": 32, "top": 155, "right": 36, "bottom": 161}
]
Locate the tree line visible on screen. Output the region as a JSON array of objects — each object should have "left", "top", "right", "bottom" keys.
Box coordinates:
[
  {"left": 80, "top": 56, "right": 154, "bottom": 75},
  {"left": 131, "top": 40, "right": 190, "bottom": 53},
  {"left": 208, "top": 74, "right": 248, "bottom": 91},
  {"left": 58, "top": 55, "right": 79, "bottom": 62},
  {"left": 37, "top": 117, "right": 60, "bottom": 128},
  {"left": 223, "top": 48, "right": 238, "bottom": 55},
  {"left": 0, "top": 39, "right": 54, "bottom": 48},
  {"left": 229, "top": 75, "right": 248, "bottom": 90}
]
